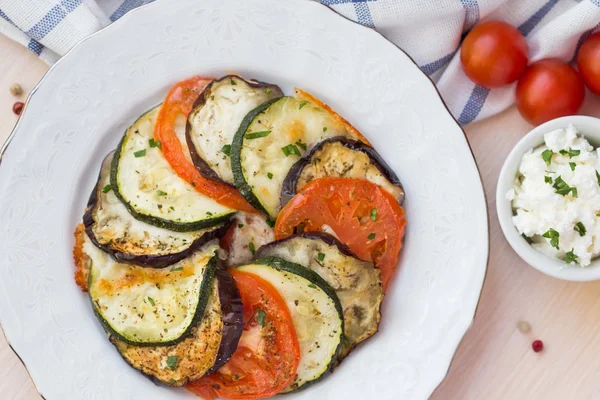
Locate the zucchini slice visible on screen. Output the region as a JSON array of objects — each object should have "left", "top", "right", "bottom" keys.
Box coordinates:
[
  {"left": 111, "top": 106, "right": 234, "bottom": 232},
  {"left": 255, "top": 233, "right": 383, "bottom": 359},
  {"left": 85, "top": 235, "right": 219, "bottom": 346},
  {"left": 84, "top": 151, "right": 231, "bottom": 268},
  {"left": 187, "top": 75, "right": 282, "bottom": 184},
  {"left": 111, "top": 281, "right": 223, "bottom": 386},
  {"left": 282, "top": 137, "right": 404, "bottom": 206},
  {"left": 231, "top": 90, "right": 367, "bottom": 218},
  {"left": 237, "top": 257, "right": 344, "bottom": 392}
]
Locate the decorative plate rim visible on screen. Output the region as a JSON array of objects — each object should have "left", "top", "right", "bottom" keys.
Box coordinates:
[{"left": 0, "top": 0, "right": 490, "bottom": 398}]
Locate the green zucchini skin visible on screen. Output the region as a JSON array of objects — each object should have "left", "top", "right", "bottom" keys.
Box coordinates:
[
  {"left": 230, "top": 97, "right": 282, "bottom": 216},
  {"left": 89, "top": 252, "right": 218, "bottom": 347},
  {"left": 247, "top": 256, "right": 344, "bottom": 393},
  {"left": 110, "top": 107, "right": 235, "bottom": 232}
]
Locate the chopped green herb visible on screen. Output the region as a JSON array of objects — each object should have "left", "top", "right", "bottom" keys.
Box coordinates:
[
  {"left": 169, "top": 379, "right": 176, "bottom": 384},
  {"left": 245, "top": 130, "right": 271, "bottom": 140},
  {"left": 569, "top": 162, "right": 576, "bottom": 171},
  {"left": 317, "top": 253, "right": 325, "bottom": 261},
  {"left": 166, "top": 355, "right": 179, "bottom": 371},
  {"left": 559, "top": 148, "right": 581, "bottom": 158},
  {"left": 295, "top": 140, "right": 307, "bottom": 151},
  {"left": 102, "top": 184, "right": 112, "bottom": 193},
  {"left": 596, "top": 171, "right": 600, "bottom": 186},
  {"left": 211, "top": 95, "right": 215, "bottom": 101},
  {"left": 147, "top": 297, "right": 155, "bottom": 307},
  {"left": 542, "top": 228, "right": 560, "bottom": 250},
  {"left": 299, "top": 101, "right": 308, "bottom": 109},
  {"left": 206, "top": 211, "right": 213, "bottom": 216},
  {"left": 255, "top": 309, "right": 266, "bottom": 327},
  {"left": 323, "top": 126, "right": 327, "bottom": 132},
  {"left": 231, "top": 79, "right": 237, "bottom": 85},
  {"left": 281, "top": 144, "right": 301, "bottom": 157},
  {"left": 169, "top": 206, "right": 175, "bottom": 211},
  {"left": 238, "top": 223, "right": 245, "bottom": 228},
  {"left": 134, "top": 149, "right": 146, "bottom": 158},
  {"left": 544, "top": 176, "right": 553, "bottom": 184},
  {"left": 248, "top": 242, "right": 255, "bottom": 255},
  {"left": 149, "top": 138, "right": 161, "bottom": 148},
  {"left": 170, "top": 266, "right": 183, "bottom": 272},
  {"left": 370, "top": 208, "right": 378, "bottom": 222},
  {"left": 264, "top": 88, "right": 272, "bottom": 94},
  {"left": 266, "top": 218, "right": 275, "bottom": 228},
  {"left": 541, "top": 149, "right": 554, "bottom": 166},
  {"left": 565, "top": 249, "right": 578, "bottom": 264},
  {"left": 221, "top": 144, "right": 231, "bottom": 156},
  {"left": 368, "top": 232, "right": 376, "bottom": 240},
  {"left": 157, "top": 190, "right": 168, "bottom": 196},
  {"left": 553, "top": 176, "right": 577, "bottom": 197},
  {"left": 574, "top": 222, "right": 586, "bottom": 237},
  {"left": 267, "top": 172, "right": 273, "bottom": 179},
  {"left": 308, "top": 283, "right": 317, "bottom": 289}
]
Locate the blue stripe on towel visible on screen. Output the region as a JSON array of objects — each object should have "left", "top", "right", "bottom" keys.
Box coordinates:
[
  {"left": 110, "top": 0, "right": 154, "bottom": 22},
  {"left": 460, "top": 0, "right": 480, "bottom": 31},
  {"left": 517, "top": 0, "right": 560, "bottom": 36},
  {"left": 420, "top": 50, "right": 457, "bottom": 76},
  {"left": 354, "top": 1, "right": 375, "bottom": 28},
  {"left": 26, "top": 1, "right": 82, "bottom": 41},
  {"left": 27, "top": 39, "right": 44, "bottom": 56},
  {"left": 458, "top": 86, "right": 490, "bottom": 125}
]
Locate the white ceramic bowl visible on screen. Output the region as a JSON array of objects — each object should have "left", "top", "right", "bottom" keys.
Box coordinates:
[{"left": 497, "top": 115, "right": 600, "bottom": 281}]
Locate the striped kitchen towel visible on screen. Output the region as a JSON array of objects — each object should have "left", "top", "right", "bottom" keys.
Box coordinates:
[{"left": 1, "top": 0, "right": 599, "bottom": 124}]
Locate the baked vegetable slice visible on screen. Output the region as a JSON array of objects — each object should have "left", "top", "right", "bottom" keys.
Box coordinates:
[
  {"left": 207, "top": 266, "right": 244, "bottom": 374},
  {"left": 111, "top": 106, "right": 235, "bottom": 232},
  {"left": 84, "top": 151, "right": 231, "bottom": 268},
  {"left": 255, "top": 232, "right": 383, "bottom": 359},
  {"left": 236, "top": 257, "right": 344, "bottom": 392},
  {"left": 231, "top": 89, "right": 368, "bottom": 218},
  {"left": 187, "top": 75, "right": 282, "bottom": 184},
  {"left": 85, "top": 235, "right": 219, "bottom": 346},
  {"left": 111, "top": 281, "right": 223, "bottom": 386},
  {"left": 281, "top": 137, "right": 404, "bottom": 206}
]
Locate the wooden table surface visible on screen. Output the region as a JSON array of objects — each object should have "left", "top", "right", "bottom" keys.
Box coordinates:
[{"left": 2, "top": 32, "right": 600, "bottom": 400}]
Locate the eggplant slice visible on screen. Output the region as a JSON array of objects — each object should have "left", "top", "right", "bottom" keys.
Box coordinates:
[
  {"left": 255, "top": 232, "right": 383, "bottom": 359},
  {"left": 281, "top": 137, "right": 404, "bottom": 206},
  {"left": 221, "top": 212, "right": 275, "bottom": 267},
  {"left": 85, "top": 235, "right": 219, "bottom": 346},
  {"left": 111, "top": 106, "right": 234, "bottom": 232},
  {"left": 111, "top": 281, "right": 223, "bottom": 386},
  {"left": 231, "top": 89, "right": 368, "bottom": 218},
  {"left": 84, "top": 151, "right": 231, "bottom": 268},
  {"left": 208, "top": 266, "right": 244, "bottom": 374},
  {"left": 187, "top": 75, "right": 283, "bottom": 185},
  {"left": 237, "top": 257, "right": 344, "bottom": 393}
]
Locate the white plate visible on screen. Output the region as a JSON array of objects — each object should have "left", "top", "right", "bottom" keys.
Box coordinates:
[{"left": 0, "top": 1, "right": 488, "bottom": 399}]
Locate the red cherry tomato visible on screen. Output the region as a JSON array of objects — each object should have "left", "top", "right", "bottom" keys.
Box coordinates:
[
  {"left": 516, "top": 59, "right": 585, "bottom": 126},
  {"left": 577, "top": 31, "right": 600, "bottom": 94},
  {"left": 461, "top": 21, "right": 528, "bottom": 88}
]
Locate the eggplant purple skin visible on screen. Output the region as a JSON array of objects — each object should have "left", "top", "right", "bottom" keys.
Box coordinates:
[
  {"left": 141, "top": 264, "right": 244, "bottom": 388},
  {"left": 206, "top": 266, "right": 245, "bottom": 374},
  {"left": 280, "top": 136, "right": 405, "bottom": 206},
  {"left": 185, "top": 75, "right": 283, "bottom": 186},
  {"left": 83, "top": 152, "right": 233, "bottom": 269},
  {"left": 255, "top": 231, "right": 360, "bottom": 261}
]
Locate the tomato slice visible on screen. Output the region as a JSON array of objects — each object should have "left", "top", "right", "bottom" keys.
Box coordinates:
[
  {"left": 155, "top": 77, "right": 257, "bottom": 213},
  {"left": 187, "top": 270, "right": 300, "bottom": 399},
  {"left": 274, "top": 177, "right": 406, "bottom": 290}
]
